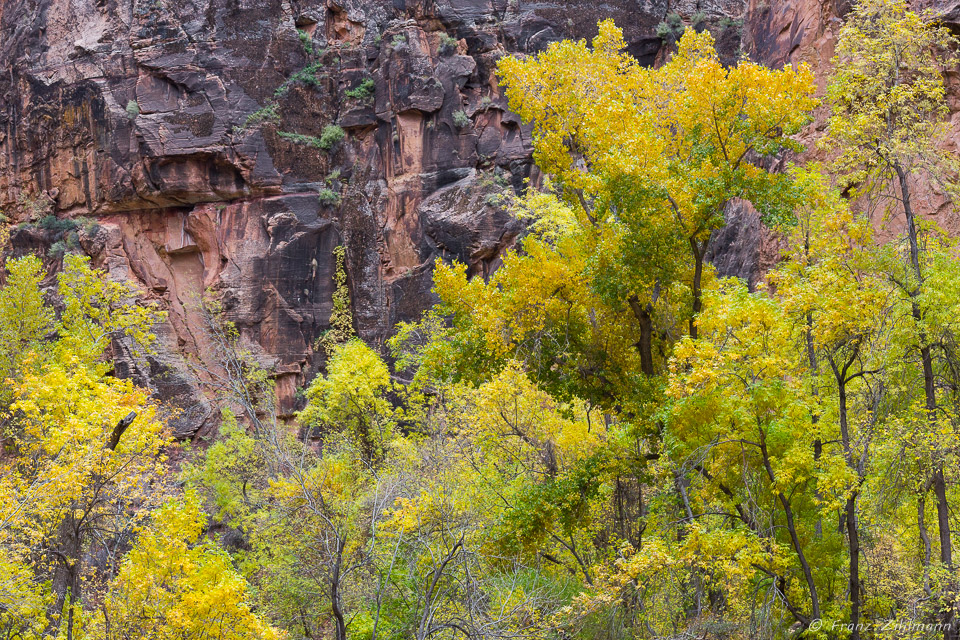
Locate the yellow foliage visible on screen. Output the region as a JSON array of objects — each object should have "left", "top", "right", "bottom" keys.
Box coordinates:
[{"left": 92, "top": 492, "right": 282, "bottom": 640}]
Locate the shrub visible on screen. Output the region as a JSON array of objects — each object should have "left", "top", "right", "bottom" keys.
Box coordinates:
[
  {"left": 38, "top": 215, "right": 78, "bottom": 233},
  {"left": 244, "top": 103, "right": 280, "bottom": 129},
  {"left": 719, "top": 16, "right": 743, "bottom": 31},
  {"left": 391, "top": 33, "right": 407, "bottom": 47},
  {"left": 452, "top": 110, "right": 471, "bottom": 128},
  {"left": 438, "top": 32, "right": 458, "bottom": 52},
  {"left": 298, "top": 29, "right": 315, "bottom": 56},
  {"left": 77, "top": 217, "right": 101, "bottom": 236},
  {"left": 319, "top": 124, "right": 346, "bottom": 150},
  {"left": 277, "top": 131, "right": 324, "bottom": 148},
  {"left": 275, "top": 61, "right": 326, "bottom": 97},
  {"left": 278, "top": 126, "right": 344, "bottom": 151},
  {"left": 318, "top": 188, "right": 341, "bottom": 206},
  {"left": 126, "top": 100, "right": 140, "bottom": 118},
  {"left": 344, "top": 78, "right": 375, "bottom": 100},
  {"left": 656, "top": 13, "right": 685, "bottom": 42},
  {"left": 289, "top": 61, "right": 325, "bottom": 88}
]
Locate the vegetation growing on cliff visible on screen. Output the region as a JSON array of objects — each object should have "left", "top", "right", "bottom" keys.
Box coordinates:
[{"left": 2, "top": 2, "right": 960, "bottom": 639}]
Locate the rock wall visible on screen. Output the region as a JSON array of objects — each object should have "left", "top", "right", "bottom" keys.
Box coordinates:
[{"left": 1, "top": 0, "right": 751, "bottom": 436}]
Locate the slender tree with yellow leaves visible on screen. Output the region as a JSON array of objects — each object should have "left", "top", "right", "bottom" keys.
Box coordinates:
[{"left": 828, "top": 1, "right": 960, "bottom": 636}]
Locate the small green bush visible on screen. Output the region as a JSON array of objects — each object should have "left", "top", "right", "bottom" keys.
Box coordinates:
[
  {"left": 438, "top": 32, "right": 458, "bottom": 52},
  {"left": 126, "top": 100, "right": 140, "bottom": 118},
  {"left": 656, "top": 13, "right": 685, "bottom": 42},
  {"left": 38, "top": 215, "right": 78, "bottom": 233},
  {"left": 452, "top": 110, "right": 470, "bottom": 128},
  {"left": 76, "top": 216, "right": 101, "bottom": 236},
  {"left": 290, "top": 61, "right": 325, "bottom": 88},
  {"left": 275, "top": 61, "right": 326, "bottom": 97},
  {"left": 244, "top": 103, "right": 280, "bottom": 128},
  {"left": 319, "top": 124, "right": 346, "bottom": 150},
  {"left": 344, "top": 78, "right": 375, "bottom": 100},
  {"left": 318, "top": 188, "right": 341, "bottom": 206},
  {"left": 277, "top": 125, "right": 345, "bottom": 152},
  {"left": 298, "top": 29, "right": 315, "bottom": 56},
  {"left": 391, "top": 33, "right": 407, "bottom": 47},
  {"left": 719, "top": 16, "right": 743, "bottom": 31},
  {"left": 277, "top": 131, "right": 324, "bottom": 148}
]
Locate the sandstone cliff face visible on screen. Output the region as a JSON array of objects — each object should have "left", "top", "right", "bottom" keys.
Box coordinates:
[{"left": 1, "top": 0, "right": 752, "bottom": 435}]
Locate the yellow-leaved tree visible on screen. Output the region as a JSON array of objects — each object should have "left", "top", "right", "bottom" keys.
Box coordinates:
[
  {"left": 0, "top": 254, "right": 278, "bottom": 640},
  {"left": 92, "top": 492, "right": 282, "bottom": 640},
  {"left": 827, "top": 1, "right": 960, "bottom": 636}
]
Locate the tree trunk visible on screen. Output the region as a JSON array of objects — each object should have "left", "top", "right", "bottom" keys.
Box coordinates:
[
  {"left": 845, "top": 495, "right": 862, "bottom": 640},
  {"left": 896, "top": 162, "right": 955, "bottom": 640},
  {"left": 760, "top": 435, "right": 821, "bottom": 622},
  {"left": 688, "top": 237, "right": 707, "bottom": 340},
  {"left": 331, "top": 538, "right": 347, "bottom": 640},
  {"left": 628, "top": 295, "right": 655, "bottom": 376},
  {"left": 50, "top": 513, "right": 81, "bottom": 640},
  {"left": 920, "top": 494, "right": 933, "bottom": 597},
  {"left": 835, "top": 371, "right": 863, "bottom": 640}
]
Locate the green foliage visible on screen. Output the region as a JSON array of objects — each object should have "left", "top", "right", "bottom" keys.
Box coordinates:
[
  {"left": 300, "top": 340, "right": 396, "bottom": 459},
  {"left": 452, "top": 109, "right": 470, "bottom": 128},
  {"left": 656, "top": 12, "right": 685, "bottom": 42},
  {"left": 718, "top": 16, "right": 742, "bottom": 30},
  {"left": 126, "top": 99, "right": 140, "bottom": 118},
  {"left": 391, "top": 33, "right": 407, "bottom": 47},
  {"left": 318, "top": 187, "right": 341, "bottom": 206},
  {"left": 0, "top": 254, "right": 276, "bottom": 640},
  {"left": 278, "top": 125, "right": 344, "bottom": 152},
  {"left": 438, "top": 31, "right": 458, "bottom": 52},
  {"left": 16, "top": 192, "right": 54, "bottom": 221},
  {"left": 319, "top": 123, "right": 346, "bottom": 149},
  {"left": 275, "top": 61, "right": 326, "bottom": 97},
  {"left": 825, "top": 0, "right": 959, "bottom": 198},
  {"left": 298, "top": 28, "right": 315, "bottom": 56},
  {"left": 277, "top": 130, "right": 324, "bottom": 148},
  {"left": 243, "top": 103, "right": 280, "bottom": 129},
  {"left": 92, "top": 492, "right": 281, "bottom": 639},
  {"left": 9, "top": 9, "right": 960, "bottom": 640},
  {"left": 344, "top": 77, "right": 375, "bottom": 100},
  {"left": 38, "top": 214, "right": 77, "bottom": 233},
  {"left": 316, "top": 245, "right": 354, "bottom": 356}
]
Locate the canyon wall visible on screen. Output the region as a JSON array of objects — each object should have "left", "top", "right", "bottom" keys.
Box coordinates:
[{"left": 0, "top": 0, "right": 818, "bottom": 436}]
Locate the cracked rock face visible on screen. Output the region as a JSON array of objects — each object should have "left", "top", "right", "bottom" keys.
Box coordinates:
[{"left": 1, "top": 0, "right": 749, "bottom": 436}]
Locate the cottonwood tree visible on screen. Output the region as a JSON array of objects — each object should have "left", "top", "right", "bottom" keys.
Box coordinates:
[
  {"left": 498, "top": 21, "right": 816, "bottom": 364},
  {"left": 828, "top": 0, "right": 960, "bottom": 635},
  {"left": 0, "top": 254, "right": 276, "bottom": 640}
]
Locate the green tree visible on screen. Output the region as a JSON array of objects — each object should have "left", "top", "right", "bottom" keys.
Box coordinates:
[{"left": 827, "top": 1, "right": 959, "bottom": 635}]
